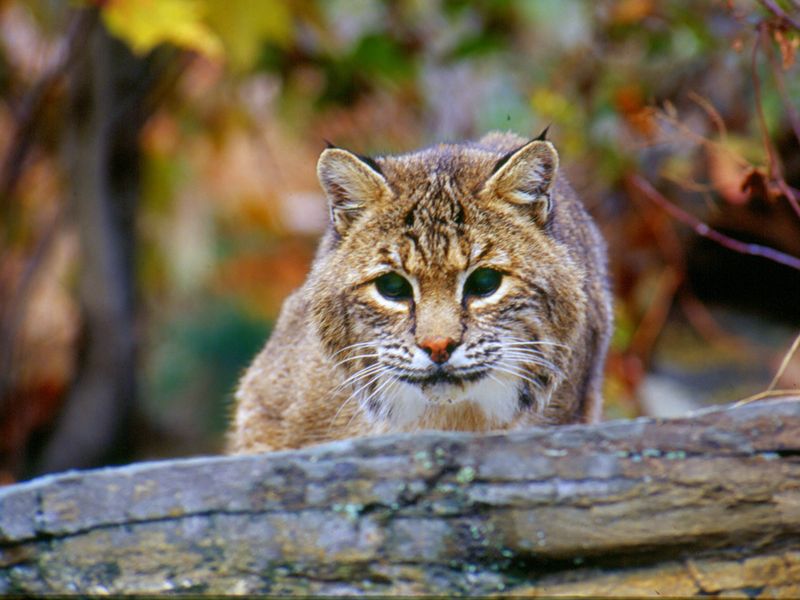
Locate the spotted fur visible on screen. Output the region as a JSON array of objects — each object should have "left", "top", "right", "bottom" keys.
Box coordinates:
[{"left": 229, "top": 132, "right": 612, "bottom": 453}]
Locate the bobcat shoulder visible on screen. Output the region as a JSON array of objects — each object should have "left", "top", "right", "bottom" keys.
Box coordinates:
[{"left": 229, "top": 131, "right": 612, "bottom": 454}]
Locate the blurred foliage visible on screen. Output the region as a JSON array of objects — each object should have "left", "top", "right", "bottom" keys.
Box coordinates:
[
  {"left": 101, "top": 0, "right": 223, "bottom": 58},
  {"left": 1, "top": 0, "right": 800, "bottom": 480},
  {"left": 143, "top": 298, "right": 270, "bottom": 438}
]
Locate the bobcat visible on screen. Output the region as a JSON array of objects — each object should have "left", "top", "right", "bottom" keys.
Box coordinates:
[{"left": 229, "top": 131, "right": 612, "bottom": 453}]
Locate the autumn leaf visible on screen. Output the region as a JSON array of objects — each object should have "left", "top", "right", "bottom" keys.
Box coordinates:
[
  {"left": 610, "top": 0, "right": 655, "bottom": 24},
  {"left": 740, "top": 168, "right": 770, "bottom": 204},
  {"left": 773, "top": 27, "right": 798, "bottom": 69},
  {"left": 101, "top": 0, "right": 223, "bottom": 58},
  {"left": 706, "top": 137, "right": 768, "bottom": 205},
  {"left": 203, "top": 0, "right": 293, "bottom": 71}
]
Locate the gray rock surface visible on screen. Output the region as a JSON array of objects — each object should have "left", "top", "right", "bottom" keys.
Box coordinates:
[{"left": 1, "top": 398, "right": 799, "bottom": 595}]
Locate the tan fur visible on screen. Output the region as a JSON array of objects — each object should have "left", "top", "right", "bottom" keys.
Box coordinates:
[{"left": 228, "top": 132, "right": 613, "bottom": 454}]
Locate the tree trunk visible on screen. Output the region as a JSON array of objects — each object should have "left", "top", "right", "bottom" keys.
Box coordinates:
[
  {"left": 2, "top": 398, "right": 799, "bottom": 596},
  {"left": 32, "top": 17, "right": 157, "bottom": 475}
]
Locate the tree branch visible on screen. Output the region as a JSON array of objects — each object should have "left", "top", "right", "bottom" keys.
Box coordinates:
[
  {"left": 758, "top": 0, "right": 800, "bottom": 31},
  {"left": 0, "top": 8, "right": 97, "bottom": 213},
  {"left": 631, "top": 175, "right": 800, "bottom": 272}
]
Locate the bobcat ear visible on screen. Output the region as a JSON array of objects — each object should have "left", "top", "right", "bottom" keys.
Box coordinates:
[
  {"left": 317, "top": 148, "right": 391, "bottom": 235},
  {"left": 483, "top": 140, "right": 559, "bottom": 224}
]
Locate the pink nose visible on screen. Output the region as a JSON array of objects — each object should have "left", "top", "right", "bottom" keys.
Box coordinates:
[{"left": 418, "top": 337, "right": 458, "bottom": 364}]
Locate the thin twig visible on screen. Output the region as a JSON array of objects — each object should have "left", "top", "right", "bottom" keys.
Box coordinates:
[
  {"left": 110, "top": 47, "right": 190, "bottom": 131},
  {"left": 660, "top": 174, "right": 715, "bottom": 194},
  {"left": 627, "top": 266, "right": 682, "bottom": 364},
  {"left": 776, "top": 179, "right": 800, "bottom": 221},
  {"left": 735, "top": 388, "right": 800, "bottom": 406},
  {"left": 630, "top": 175, "right": 800, "bottom": 271},
  {"left": 758, "top": 0, "right": 800, "bottom": 30},
  {"left": 751, "top": 23, "right": 783, "bottom": 182},
  {"left": 767, "top": 330, "right": 800, "bottom": 392},
  {"left": 758, "top": 29, "right": 800, "bottom": 219},
  {"left": 678, "top": 291, "right": 746, "bottom": 352},
  {"left": 629, "top": 180, "right": 746, "bottom": 355},
  {"left": 687, "top": 91, "right": 728, "bottom": 141},
  {"left": 763, "top": 29, "right": 800, "bottom": 148},
  {"left": 0, "top": 8, "right": 95, "bottom": 413},
  {"left": 0, "top": 207, "right": 65, "bottom": 408},
  {"left": 654, "top": 107, "right": 750, "bottom": 169},
  {"left": 0, "top": 8, "right": 97, "bottom": 213}
]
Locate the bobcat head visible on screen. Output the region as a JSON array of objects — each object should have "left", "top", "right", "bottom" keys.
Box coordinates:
[{"left": 309, "top": 134, "right": 588, "bottom": 431}]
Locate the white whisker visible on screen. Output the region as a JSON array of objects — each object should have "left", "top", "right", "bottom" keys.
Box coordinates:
[
  {"left": 502, "top": 338, "right": 569, "bottom": 351},
  {"left": 501, "top": 348, "right": 550, "bottom": 359},
  {"left": 328, "top": 366, "right": 391, "bottom": 431},
  {"left": 327, "top": 393, "right": 359, "bottom": 432},
  {"left": 358, "top": 373, "right": 398, "bottom": 411},
  {"left": 492, "top": 362, "right": 547, "bottom": 391},
  {"left": 337, "top": 363, "right": 386, "bottom": 388},
  {"left": 487, "top": 372, "right": 516, "bottom": 397},
  {"left": 332, "top": 353, "right": 379, "bottom": 369},
  {"left": 491, "top": 364, "right": 552, "bottom": 411},
  {"left": 347, "top": 373, "right": 399, "bottom": 429},
  {"left": 501, "top": 351, "right": 561, "bottom": 376},
  {"left": 330, "top": 341, "right": 378, "bottom": 359}
]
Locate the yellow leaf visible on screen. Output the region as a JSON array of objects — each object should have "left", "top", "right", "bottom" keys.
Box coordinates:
[
  {"left": 102, "top": 0, "right": 223, "bottom": 58},
  {"left": 530, "top": 88, "right": 571, "bottom": 122},
  {"left": 203, "top": 0, "right": 293, "bottom": 70}
]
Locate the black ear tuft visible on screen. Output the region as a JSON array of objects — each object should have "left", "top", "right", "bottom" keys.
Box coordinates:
[
  {"left": 356, "top": 154, "right": 384, "bottom": 176},
  {"left": 491, "top": 145, "right": 525, "bottom": 175},
  {"left": 534, "top": 125, "right": 551, "bottom": 142},
  {"left": 323, "top": 139, "right": 337, "bottom": 149}
]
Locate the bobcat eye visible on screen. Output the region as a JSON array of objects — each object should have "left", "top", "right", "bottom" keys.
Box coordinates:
[
  {"left": 375, "top": 272, "right": 413, "bottom": 301},
  {"left": 464, "top": 267, "right": 503, "bottom": 298}
]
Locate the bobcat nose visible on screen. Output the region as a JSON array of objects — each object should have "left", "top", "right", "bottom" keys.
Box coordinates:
[{"left": 418, "top": 337, "right": 458, "bottom": 365}]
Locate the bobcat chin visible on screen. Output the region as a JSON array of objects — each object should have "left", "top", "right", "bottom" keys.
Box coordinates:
[{"left": 228, "top": 131, "right": 612, "bottom": 454}]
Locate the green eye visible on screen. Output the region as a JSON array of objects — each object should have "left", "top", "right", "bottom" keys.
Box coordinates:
[
  {"left": 464, "top": 268, "right": 503, "bottom": 297},
  {"left": 375, "top": 272, "right": 413, "bottom": 300}
]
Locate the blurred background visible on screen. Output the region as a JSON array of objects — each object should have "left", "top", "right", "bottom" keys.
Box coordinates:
[{"left": 1, "top": 0, "right": 799, "bottom": 483}]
